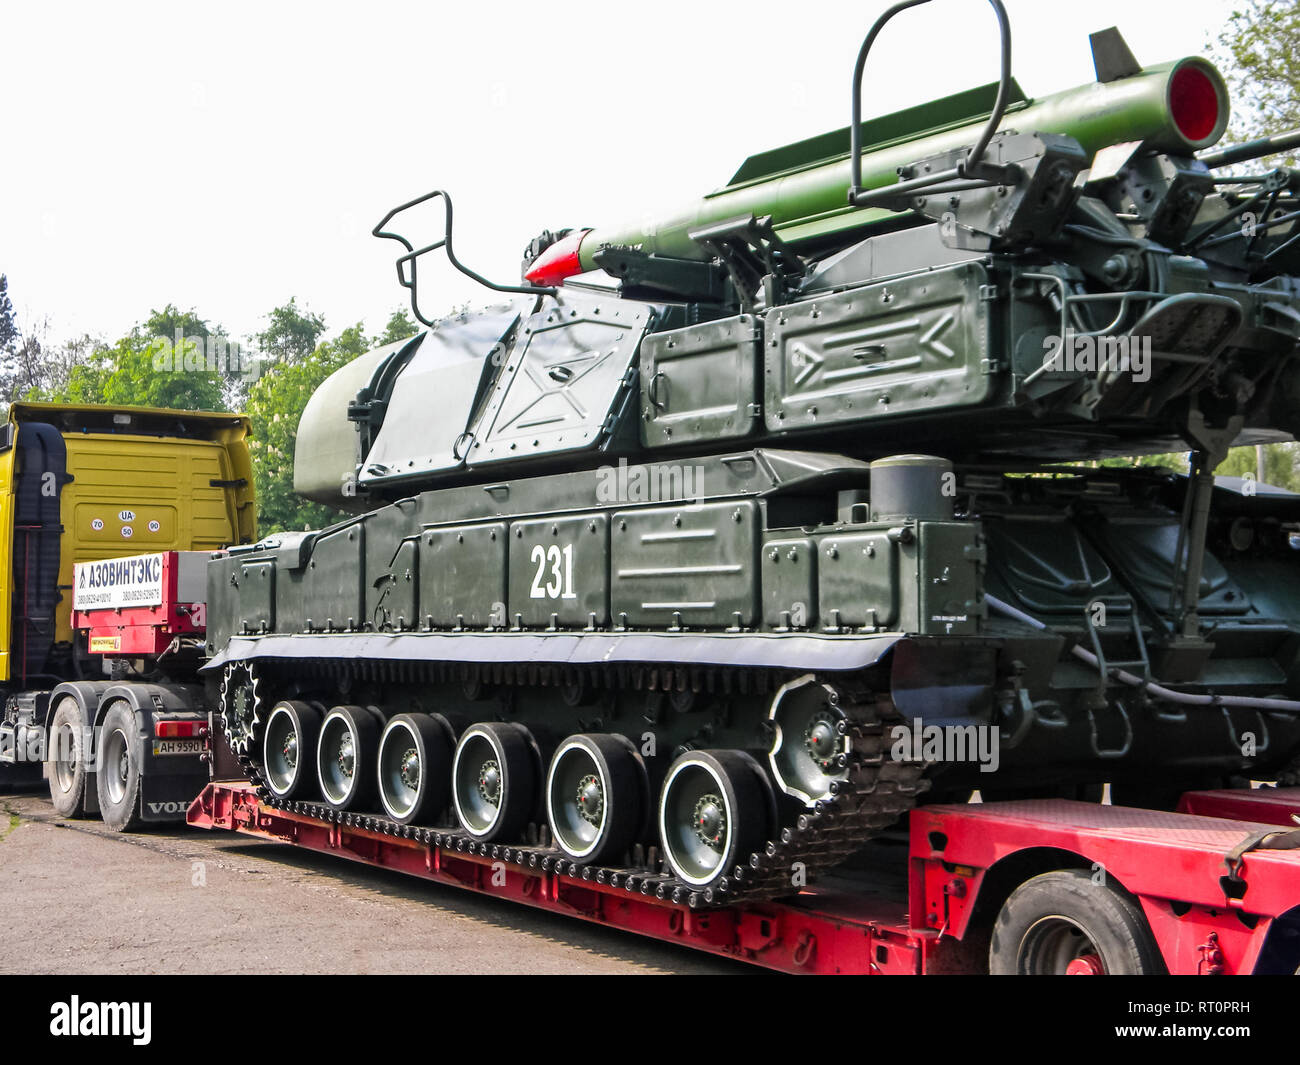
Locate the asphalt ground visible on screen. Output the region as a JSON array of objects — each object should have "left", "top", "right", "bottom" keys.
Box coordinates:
[{"left": 0, "top": 788, "right": 752, "bottom": 975}]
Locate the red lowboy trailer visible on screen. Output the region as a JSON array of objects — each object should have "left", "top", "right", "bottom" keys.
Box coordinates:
[{"left": 188, "top": 780, "right": 1300, "bottom": 975}]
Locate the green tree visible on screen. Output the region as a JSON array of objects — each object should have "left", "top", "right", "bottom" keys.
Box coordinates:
[
  {"left": 1099, "top": 453, "right": 1190, "bottom": 474},
  {"left": 228, "top": 298, "right": 330, "bottom": 413},
  {"left": 376, "top": 308, "right": 418, "bottom": 347},
  {"left": 247, "top": 319, "right": 372, "bottom": 533},
  {"left": 255, "top": 297, "right": 327, "bottom": 363},
  {"left": 1209, "top": 2, "right": 1300, "bottom": 490},
  {"left": 0, "top": 275, "right": 28, "bottom": 408},
  {"left": 1214, "top": 442, "right": 1300, "bottom": 489},
  {"left": 1216, "top": 1, "right": 1300, "bottom": 150},
  {"left": 0, "top": 276, "right": 17, "bottom": 364},
  {"left": 31, "top": 305, "right": 225, "bottom": 411}
]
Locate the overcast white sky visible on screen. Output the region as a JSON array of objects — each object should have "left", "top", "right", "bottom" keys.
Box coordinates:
[{"left": 0, "top": 0, "right": 1245, "bottom": 350}]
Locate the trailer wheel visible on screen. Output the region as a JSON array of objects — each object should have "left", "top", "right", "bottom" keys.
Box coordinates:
[
  {"left": 96, "top": 702, "right": 143, "bottom": 832},
  {"left": 47, "top": 697, "right": 89, "bottom": 818},
  {"left": 989, "top": 870, "right": 1163, "bottom": 975}
]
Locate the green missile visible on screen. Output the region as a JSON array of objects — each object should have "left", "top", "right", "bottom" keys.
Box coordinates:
[{"left": 525, "top": 55, "right": 1228, "bottom": 285}]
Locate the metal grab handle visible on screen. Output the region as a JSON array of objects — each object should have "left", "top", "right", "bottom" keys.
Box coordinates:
[
  {"left": 372, "top": 189, "right": 555, "bottom": 328},
  {"left": 1086, "top": 702, "right": 1133, "bottom": 760},
  {"left": 647, "top": 370, "right": 669, "bottom": 411},
  {"left": 1222, "top": 707, "right": 1270, "bottom": 756},
  {"left": 451, "top": 431, "right": 476, "bottom": 462},
  {"left": 849, "top": 0, "right": 1014, "bottom": 207}
]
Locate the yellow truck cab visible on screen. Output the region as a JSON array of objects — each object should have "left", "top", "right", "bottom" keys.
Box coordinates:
[{"left": 0, "top": 402, "right": 254, "bottom": 687}]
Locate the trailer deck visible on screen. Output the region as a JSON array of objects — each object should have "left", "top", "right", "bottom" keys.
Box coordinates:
[{"left": 189, "top": 783, "right": 1300, "bottom": 974}]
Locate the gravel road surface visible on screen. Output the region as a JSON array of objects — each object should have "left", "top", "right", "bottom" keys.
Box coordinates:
[{"left": 0, "top": 789, "right": 752, "bottom": 975}]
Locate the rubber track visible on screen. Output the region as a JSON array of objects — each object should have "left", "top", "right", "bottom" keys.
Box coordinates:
[{"left": 224, "top": 657, "right": 929, "bottom": 909}]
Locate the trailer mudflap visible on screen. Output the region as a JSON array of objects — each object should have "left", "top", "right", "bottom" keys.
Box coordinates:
[{"left": 140, "top": 771, "right": 210, "bottom": 821}]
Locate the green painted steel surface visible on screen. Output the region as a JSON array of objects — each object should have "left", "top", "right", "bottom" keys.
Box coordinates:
[
  {"left": 218, "top": 20, "right": 1300, "bottom": 839},
  {"left": 577, "top": 58, "right": 1227, "bottom": 266}
]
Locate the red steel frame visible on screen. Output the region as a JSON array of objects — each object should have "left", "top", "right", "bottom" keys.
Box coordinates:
[{"left": 189, "top": 782, "right": 1300, "bottom": 974}]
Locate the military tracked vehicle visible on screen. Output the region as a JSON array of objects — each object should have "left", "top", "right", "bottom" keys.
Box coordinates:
[{"left": 208, "top": 1, "right": 1300, "bottom": 906}]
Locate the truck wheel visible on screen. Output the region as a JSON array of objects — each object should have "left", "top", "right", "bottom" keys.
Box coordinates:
[
  {"left": 47, "top": 697, "right": 89, "bottom": 818},
  {"left": 989, "top": 869, "right": 1163, "bottom": 974},
  {"left": 96, "top": 702, "right": 143, "bottom": 832}
]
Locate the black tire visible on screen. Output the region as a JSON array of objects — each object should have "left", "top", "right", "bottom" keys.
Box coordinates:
[
  {"left": 377, "top": 713, "right": 455, "bottom": 824},
  {"left": 263, "top": 701, "right": 323, "bottom": 800},
  {"left": 989, "top": 869, "right": 1164, "bottom": 975},
  {"left": 658, "top": 749, "right": 774, "bottom": 889},
  {"left": 316, "top": 705, "right": 381, "bottom": 810},
  {"left": 96, "top": 702, "right": 143, "bottom": 832},
  {"left": 452, "top": 722, "right": 538, "bottom": 841},
  {"left": 46, "top": 696, "right": 89, "bottom": 818},
  {"left": 546, "top": 733, "right": 646, "bottom": 864}
]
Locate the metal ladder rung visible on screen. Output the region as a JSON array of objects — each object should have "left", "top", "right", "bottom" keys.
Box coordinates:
[{"left": 1085, "top": 600, "right": 1151, "bottom": 687}]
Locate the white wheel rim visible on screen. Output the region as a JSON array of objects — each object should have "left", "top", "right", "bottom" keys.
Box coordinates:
[
  {"left": 546, "top": 740, "right": 608, "bottom": 859},
  {"left": 658, "top": 757, "right": 735, "bottom": 887},
  {"left": 378, "top": 719, "right": 423, "bottom": 820},
  {"left": 452, "top": 727, "right": 507, "bottom": 838},
  {"left": 318, "top": 712, "right": 361, "bottom": 806}
]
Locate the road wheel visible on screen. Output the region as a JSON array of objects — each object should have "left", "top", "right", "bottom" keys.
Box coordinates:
[
  {"left": 317, "top": 705, "right": 382, "bottom": 811},
  {"left": 989, "top": 869, "right": 1164, "bottom": 974},
  {"left": 546, "top": 734, "right": 646, "bottom": 864},
  {"left": 96, "top": 701, "right": 143, "bottom": 832},
  {"left": 658, "top": 750, "right": 773, "bottom": 889},
  {"left": 46, "top": 697, "right": 89, "bottom": 818},
  {"left": 377, "top": 713, "right": 455, "bottom": 824},
  {"left": 263, "top": 701, "right": 323, "bottom": 800},
  {"left": 452, "top": 722, "right": 538, "bottom": 841}
]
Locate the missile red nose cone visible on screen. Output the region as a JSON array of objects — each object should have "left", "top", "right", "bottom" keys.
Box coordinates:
[
  {"left": 1169, "top": 64, "right": 1221, "bottom": 145},
  {"left": 524, "top": 229, "right": 588, "bottom": 286}
]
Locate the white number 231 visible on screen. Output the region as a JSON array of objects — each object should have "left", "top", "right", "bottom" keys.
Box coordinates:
[{"left": 529, "top": 544, "right": 577, "bottom": 600}]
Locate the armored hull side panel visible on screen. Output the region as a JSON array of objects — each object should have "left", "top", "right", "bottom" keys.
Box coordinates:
[{"left": 211, "top": 447, "right": 1300, "bottom": 904}]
